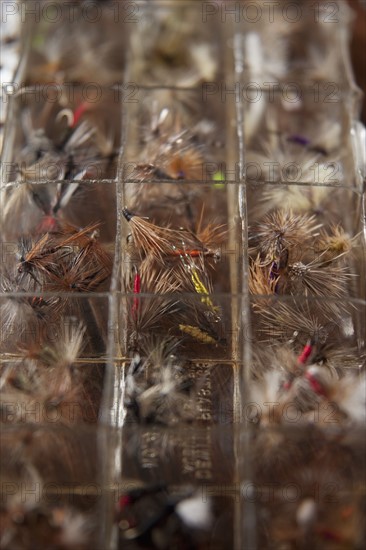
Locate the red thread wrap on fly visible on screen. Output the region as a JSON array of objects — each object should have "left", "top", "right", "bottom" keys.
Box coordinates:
[
  {"left": 132, "top": 272, "right": 141, "bottom": 316},
  {"left": 297, "top": 343, "right": 313, "bottom": 365}
]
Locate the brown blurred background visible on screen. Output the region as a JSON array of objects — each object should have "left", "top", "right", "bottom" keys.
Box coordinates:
[{"left": 349, "top": 0, "right": 366, "bottom": 122}]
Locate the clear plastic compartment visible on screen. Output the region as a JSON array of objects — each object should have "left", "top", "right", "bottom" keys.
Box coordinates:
[
  {"left": 126, "top": 0, "right": 226, "bottom": 87},
  {"left": 20, "top": 0, "right": 129, "bottom": 86},
  {"left": 239, "top": 0, "right": 355, "bottom": 88},
  {"left": 1, "top": 86, "right": 122, "bottom": 186},
  {"left": 0, "top": 423, "right": 107, "bottom": 549},
  {"left": 243, "top": 90, "right": 361, "bottom": 187},
  {"left": 122, "top": 86, "right": 240, "bottom": 184}
]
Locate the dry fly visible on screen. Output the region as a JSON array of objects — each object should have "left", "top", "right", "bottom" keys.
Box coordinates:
[
  {"left": 283, "top": 254, "right": 354, "bottom": 300},
  {"left": 249, "top": 255, "right": 279, "bottom": 295},
  {"left": 122, "top": 208, "right": 221, "bottom": 262},
  {"left": 127, "top": 363, "right": 195, "bottom": 425},
  {"left": 122, "top": 208, "right": 189, "bottom": 260},
  {"left": 136, "top": 140, "right": 206, "bottom": 181},
  {"left": 259, "top": 184, "right": 329, "bottom": 216},
  {"left": 125, "top": 338, "right": 196, "bottom": 425},
  {"left": 16, "top": 222, "right": 112, "bottom": 292},
  {"left": 250, "top": 210, "right": 323, "bottom": 268},
  {"left": 44, "top": 248, "right": 111, "bottom": 293},
  {"left": 136, "top": 102, "right": 208, "bottom": 181},
  {"left": 38, "top": 320, "right": 86, "bottom": 369},
  {"left": 16, "top": 233, "right": 64, "bottom": 285},
  {"left": 19, "top": 120, "right": 96, "bottom": 182},
  {"left": 176, "top": 253, "right": 221, "bottom": 322},
  {"left": 315, "top": 225, "right": 358, "bottom": 262},
  {"left": 255, "top": 300, "right": 335, "bottom": 348},
  {"left": 127, "top": 264, "right": 182, "bottom": 349},
  {"left": 0, "top": 274, "right": 57, "bottom": 342}
]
